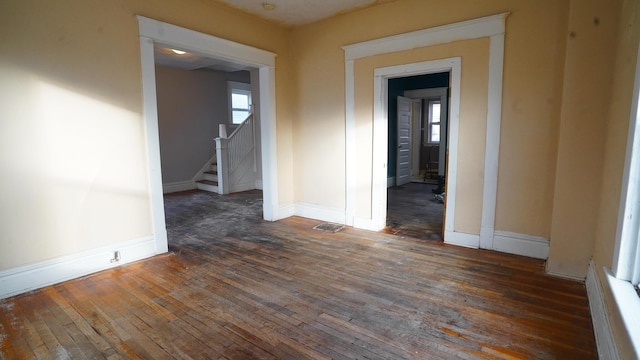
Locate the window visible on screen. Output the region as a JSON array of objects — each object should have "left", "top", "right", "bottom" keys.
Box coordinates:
[
  {"left": 228, "top": 81, "right": 252, "bottom": 124},
  {"left": 426, "top": 99, "right": 441, "bottom": 144}
]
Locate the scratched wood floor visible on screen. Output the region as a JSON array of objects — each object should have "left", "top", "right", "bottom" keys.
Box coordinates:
[
  {"left": 0, "top": 190, "right": 597, "bottom": 359},
  {"left": 385, "top": 182, "right": 444, "bottom": 241}
]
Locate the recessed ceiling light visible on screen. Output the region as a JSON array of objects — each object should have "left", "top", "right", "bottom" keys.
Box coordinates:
[
  {"left": 171, "top": 49, "right": 186, "bottom": 55},
  {"left": 262, "top": 2, "right": 276, "bottom": 11}
]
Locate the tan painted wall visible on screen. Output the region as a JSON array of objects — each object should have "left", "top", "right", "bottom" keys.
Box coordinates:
[
  {"left": 290, "top": 0, "right": 570, "bottom": 237},
  {"left": 547, "top": 0, "right": 621, "bottom": 279},
  {"left": 592, "top": 0, "right": 640, "bottom": 356},
  {"left": 0, "top": 0, "right": 291, "bottom": 270}
]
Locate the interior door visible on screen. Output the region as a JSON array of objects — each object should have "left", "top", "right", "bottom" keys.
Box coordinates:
[{"left": 396, "top": 96, "right": 412, "bottom": 186}]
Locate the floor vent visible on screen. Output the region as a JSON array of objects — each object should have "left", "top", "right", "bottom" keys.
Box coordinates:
[{"left": 313, "top": 223, "right": 345, "bottom": 233}]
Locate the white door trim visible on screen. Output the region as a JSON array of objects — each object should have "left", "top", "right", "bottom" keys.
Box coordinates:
[
  {"left": 137, "top": 17, "right": 280, "bottom": 254},
  {"left": 342, "top": 13, "right": 507, "bottom": 250},
  {"left": 374, "top": 58, "right": 461, "bottom": 240}
]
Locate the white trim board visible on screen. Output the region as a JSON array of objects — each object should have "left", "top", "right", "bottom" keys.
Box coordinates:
[
  {"left": 586, "top": 261, "right": 620, "bottom": 360},
  {"left": 294, "top": 203, "right": 346, "bottom": 225},
  {"left": 342, "top": 13, "right": 508, "bottom": 252},
  {"left": 492, "top": 231, "right": 549, "bottom": 259},
  {"left": 0, "top": 237, "right": 156, "bottom": 300},
  {"left": 605, "top": 267, "right": 640, "bottom": 358},
  {"left": 343, "top": 13, "right": 509, "bottom": 61},
  {"left": 163, "top": 180, "right": 196, "bottom": 194},
  {"left": 136, "top": 16, "right": 282, "bottom": 258},
  {"left": 277, "top": 204, "right": 296, "bottom": 220},
  {"left": 373, "top": 58, "right": 463, "bottom": 242}
]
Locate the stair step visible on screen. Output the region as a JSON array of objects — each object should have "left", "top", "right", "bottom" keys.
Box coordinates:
[
  {"left": 196, "top": 180, "right": 219, "bottom": 193},
  {"left": 203, "top": 171, "right": 218, "bottom": 182},
  {"left": 198, "top": 180, "right": 218, "bottom": 186}
]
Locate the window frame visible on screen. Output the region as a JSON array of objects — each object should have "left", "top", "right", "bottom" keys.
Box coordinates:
[
  {"left": 426, "top": 99, "right": 442, "bottom": 145},
  {"left": 608, "top": 37, "right": 640, "bottom": 356},
  {"left": 228, "top": 81, "right": 252, "bottom": 124}
]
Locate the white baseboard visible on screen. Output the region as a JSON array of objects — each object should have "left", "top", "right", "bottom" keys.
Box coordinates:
[
  {"left": 492, "top": 230, "right": 549, "bottom": 259},
  {"left": 586, "top": 261, "right": 620, "bottom": 359},
  {"left": 444, "top": 231, "right": 479, "bottom": 248},
  {"left": 276, "top": 204, "right": 295, "bottom": 220},
  {"left": 545, "top": 268, "right": 587, "bottom": 282},
  {"left": 387, "top": 177, "right": 395, "bottom": 188},
  {"left": 353, "top": 217, "right": 385, "bottom": 231},
  {"left": 294, "top": 203, "right": 346, "bottom": 225},
  {"left": 230, "top": 181, "right": 258, "bottom": 193},
  {"left": 163, "top": 180, "right": 196, "bottom": 194},
  {"left": 0, "top": 236, "right": 157, "bottom": 300}
]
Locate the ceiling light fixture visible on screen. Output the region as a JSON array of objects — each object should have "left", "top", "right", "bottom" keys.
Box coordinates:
[
  {"left": 171, "top": 49, "right": 186, "bottom": 55},
  {"left": 262, "top": 2, "right": 276, "bottom": 11}
]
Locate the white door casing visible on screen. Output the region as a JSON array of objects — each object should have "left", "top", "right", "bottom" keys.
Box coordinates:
[
  {"left": 343, "top": 13, "right": 507, "bottom": 251},
  {"left": 396, "top": 96, "right": 413, "bottom": 186},
  {"left": 410, "top": 99, "right": 422, "bottom": 178},
  {"left": 137, "top": 17, "right": 280, "bottom": 255}
]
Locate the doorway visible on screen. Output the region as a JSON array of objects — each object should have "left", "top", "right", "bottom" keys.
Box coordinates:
[
  {"left": 385, "top": 72, "right": 450, "bottom": 241},
  {"left": 137, "top": 16, "right": 279, "bottom": 255},
  {"left": 153, "top": 47, "right": 258, "bottom": 196}
]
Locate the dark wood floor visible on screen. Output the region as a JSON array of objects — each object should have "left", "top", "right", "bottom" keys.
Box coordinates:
[
  {"left": 0, "top": 190, "right": 597, "bottom": 359},
  {"left": 386, "top": 182, "right": 444, "bottom": 241}
]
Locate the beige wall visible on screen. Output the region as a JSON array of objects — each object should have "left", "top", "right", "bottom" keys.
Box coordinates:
[
  {"left": 592, "top": 0, "right": 640, "bottom": 357},
  {"left": 547, "top": 0, "right": 621, "bottom": 278},
  {"left": 0, "top": 0, "right": 291, "bottom": 270}
]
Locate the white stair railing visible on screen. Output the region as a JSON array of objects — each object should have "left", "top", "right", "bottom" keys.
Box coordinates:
[{"left": 215, "top": 113, "right": 255, "bottom": 194}]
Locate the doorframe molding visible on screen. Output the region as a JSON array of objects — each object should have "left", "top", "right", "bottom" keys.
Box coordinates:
[
  {"left": 137, "top": 16, "right": 280, "bottom": 255},
  {"left": 342, "top": 13, "right": 508, "bottom": 250},
  {"left": 374, "top": 58, "right": 461, "bottom": 240}
]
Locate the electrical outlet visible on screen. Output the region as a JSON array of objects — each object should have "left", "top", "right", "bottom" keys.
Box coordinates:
[{"left": 110, "top": 251, "right": 121, "bottom": 263}]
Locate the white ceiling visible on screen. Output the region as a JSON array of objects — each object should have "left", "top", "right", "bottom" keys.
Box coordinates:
[
  {"left": 154, "top": 46, "right": 252, "bottom": 72},
  {"left": 215, "top": 0, "right": 388, "bottom": 26},
  {"left": 156, "top": 0, "right": 390, "bottom": 71}
]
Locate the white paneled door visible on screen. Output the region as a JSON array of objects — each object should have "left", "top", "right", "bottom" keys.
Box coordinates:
[{"left": 396, "top": 96, "right": 413, "bottom": 186}]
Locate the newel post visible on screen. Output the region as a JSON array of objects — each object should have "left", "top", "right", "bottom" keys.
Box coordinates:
[{"left": 215, "top": 137, "right": 230, "bottom": 194}]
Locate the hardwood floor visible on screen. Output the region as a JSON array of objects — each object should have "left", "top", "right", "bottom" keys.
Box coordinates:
[
  {"left": 0, "top": 190, "right": 597, "bottom": 359},
  {"left": 386, "top": 182, "right": 444, "bottom": 241}
]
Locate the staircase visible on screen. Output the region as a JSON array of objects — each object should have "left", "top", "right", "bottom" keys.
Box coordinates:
[
  {"left": 194, "top": 113, "right": 256, "bottom": 195},
  {"left": 196, "top": 161, "right": 219, "bottom": 193}
]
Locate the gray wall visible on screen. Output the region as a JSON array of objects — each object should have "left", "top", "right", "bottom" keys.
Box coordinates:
[{"left": 155, "top": 65, "right": 250, "bottom": 184}]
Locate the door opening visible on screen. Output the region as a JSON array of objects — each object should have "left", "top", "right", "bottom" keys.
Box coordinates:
[
  {"left": 385, "top": 72, "right": 450, "bottom": 241},
  {"left": 137, "top": 16, "right": 279, "bottom": 255}
]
